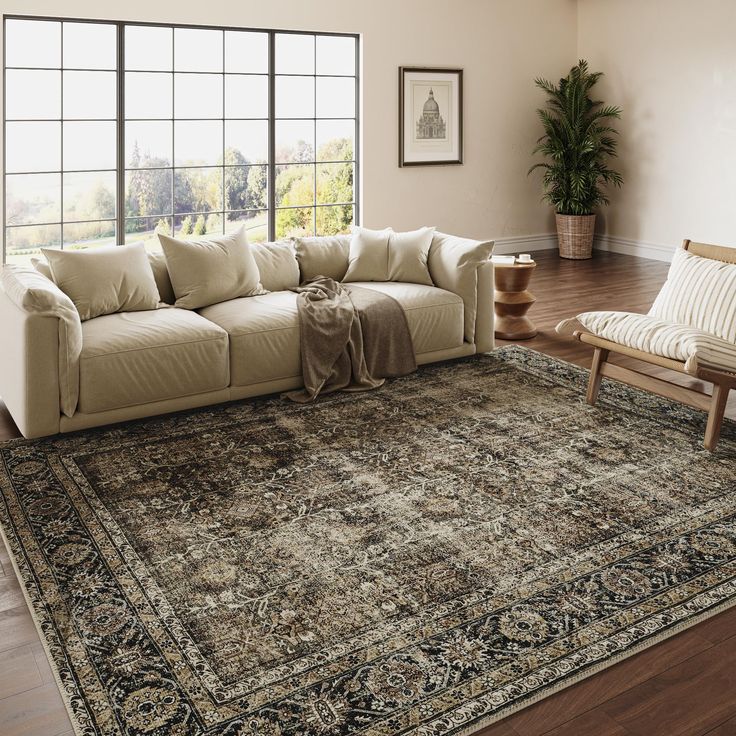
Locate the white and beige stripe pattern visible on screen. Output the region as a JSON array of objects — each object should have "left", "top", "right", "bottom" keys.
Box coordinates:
[
  {"left": 649, "top": 247, "right": 736, "bottom": 342},
  {"left": 572, "top": 311, "right": 736, "bottom": 375}
]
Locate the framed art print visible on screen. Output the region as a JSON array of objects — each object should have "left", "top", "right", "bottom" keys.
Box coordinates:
[{"left": 399, "top": 67, "right": 463, "bottom": 166}]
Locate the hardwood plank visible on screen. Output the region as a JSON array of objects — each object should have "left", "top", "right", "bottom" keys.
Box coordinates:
[
  {"left": 0, "top": 574, "right": 25, "bottom": 613},
  {"left": 0, "top": 682, "right": 70, "bottom": 736},
  {"left": 698, "top": 606, "right": 736, "bottom": 647},
  {"left": 0, "top": 646, "right": 42, "bottom": 700},
  {"left": 540, "top": 708, "right": 631, "bottom": 736},
  {"left": 704, "top": 715, "right": 736, "bottom": 735},
  {"left": 0, "top": 605, "right": 39, "bottom": 654},
  {"left": 505, "top": 627, "right": 713, "bottom": 736},
  {"left": 31, "top": 643, "right": 56, "bottom": 687},
  {"left": 601, "top": 636, "right": 736, "bottom": 736},
  {"left": 0, "top": 537, "right": 11, "bottom": 578},
  {"left": 474, "top": 718, "right": 522, "bottom": 736}
]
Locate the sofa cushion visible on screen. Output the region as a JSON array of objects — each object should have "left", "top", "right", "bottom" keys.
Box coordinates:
[
  {"left": 78, "top": 309, "right": 229, "bottom": 414},
  {"left": 42, "top": 242, "right": 161, "bottom": 321},
  {"left": 345, "top": 282, "right": 464, "bottom": 354},
  {"left": 199, "top": 292, "right": 301, "bottom": 387}
]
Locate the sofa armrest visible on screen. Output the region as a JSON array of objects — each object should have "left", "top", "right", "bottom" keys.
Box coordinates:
[
  {"left": 474, "top": 261, "right": 495, "bottom": 353},
  {"left": 0, "top": 289, "right": 61, "bottom": 437},
  {"left": 428, "top": 232, "right": 494, "bottom": 344}
]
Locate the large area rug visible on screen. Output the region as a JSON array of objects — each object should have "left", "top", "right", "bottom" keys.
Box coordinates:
[{"left": 1, "top": 346, "right": 735, "bottom": 736}]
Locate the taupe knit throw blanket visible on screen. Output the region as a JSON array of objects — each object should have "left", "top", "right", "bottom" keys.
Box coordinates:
[{"left": 286, "top": 277, "right": 416, "bottom": 403}]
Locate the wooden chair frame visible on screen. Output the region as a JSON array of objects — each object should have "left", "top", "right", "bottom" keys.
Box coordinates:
[{"left": 573, "top": 239, "right": 736, "bottom": 452}]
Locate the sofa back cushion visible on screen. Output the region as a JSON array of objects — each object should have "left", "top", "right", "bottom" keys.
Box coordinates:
[
  {"left": 252, "top": 240, "right": 300, "bottom": 292},
  {"left": 293, "top": 235, "right": 350, "bottom": 282},
  {"left": 649, "top": 247, "right": 736, "bottom": 343},
  {"left": 147, "top": 251, "right": 176, "bottom": 304},
  {"left": 343, "top": 226, "right": 435, "bottom": 286},
  {"left": 159, "top": 227, "right": 265, "bottom": 310},
  {"left": 42, "top": 242, "right": 161, "bottom": 321}
]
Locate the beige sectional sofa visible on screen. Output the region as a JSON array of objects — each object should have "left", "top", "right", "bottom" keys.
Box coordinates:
[{"left": 0, "top": 232, "right": 494, "bottom": 438}]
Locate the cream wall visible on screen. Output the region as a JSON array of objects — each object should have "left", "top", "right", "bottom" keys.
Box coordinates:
[
  {"left": 578, "top": 0, "right": 736, "bottom": 253},
  {"left": 0, "top": 0, "right": 577, "bottom": 246}
]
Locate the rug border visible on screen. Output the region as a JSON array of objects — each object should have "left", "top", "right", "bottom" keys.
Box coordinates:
[
  {"left": 0, "top": 344, "right": 734, "bottom": 736},
  {"left": 0, "top": 519, "right": 87, "bottom": 736}
]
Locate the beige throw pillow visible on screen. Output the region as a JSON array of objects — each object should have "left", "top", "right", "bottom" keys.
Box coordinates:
[
  {"left": 343, "top": 226, "right": 393, "bottom": 282},
  {"left": 159, "top": 227, "right": 265, "bottom": 310},
  {"left": 252, "top": 240, "right": 300, "bottom": 291},
  {"left": 41, "top": 243, "right": 161, "bottom": 321},
  {"left": 293, "top": 235, "right": 351, "bottom": 282},
  {"left": 343, "top": 226, "right": 436, "bottom": 285}
]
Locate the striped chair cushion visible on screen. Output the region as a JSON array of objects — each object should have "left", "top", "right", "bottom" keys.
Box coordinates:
[
  {"left": 649, "top": 248, "right": 736, "bottom": 342},
  {"left": 575, "top": 311, "right": 736, "bottom": 374}
]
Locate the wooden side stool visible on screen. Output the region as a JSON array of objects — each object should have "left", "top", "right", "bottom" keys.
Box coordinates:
[{"left": 494, "top": 261, "right": 537, "bottom": 340}]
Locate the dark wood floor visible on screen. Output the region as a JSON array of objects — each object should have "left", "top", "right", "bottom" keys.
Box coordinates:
[{"left": 0, "top": 249, "right": 734, "bottom": 736}]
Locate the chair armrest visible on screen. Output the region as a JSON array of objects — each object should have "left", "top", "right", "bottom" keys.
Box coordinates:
[
  {"left": 428, "top": 232, "right": 494, "bottom": 344},
  {"left": 0, "top": 289, "right": 61, "bottom": 437}
]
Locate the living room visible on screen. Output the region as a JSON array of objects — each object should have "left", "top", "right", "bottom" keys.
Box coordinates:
[{"left": 0, "top": 1, "right": 734, "bottom": 735}]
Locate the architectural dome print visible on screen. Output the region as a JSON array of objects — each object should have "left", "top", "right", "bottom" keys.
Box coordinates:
[{"left": 416, "top": 88, "right": 447, "bottom": 139}]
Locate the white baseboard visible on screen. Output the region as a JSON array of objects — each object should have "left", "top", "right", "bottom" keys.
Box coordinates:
[
  {"left": 593, "top": 234, "right": 676, "bottom": 262},
  {"left": 494, "top": 232, "right": 676, "bottom": 262},
  {"left": 492, "top": 233, "right": 558, "bottom": 256}
]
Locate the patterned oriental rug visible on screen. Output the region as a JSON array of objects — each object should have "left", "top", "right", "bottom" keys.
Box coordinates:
[{"left": 1, "top": 346, "right": 735, "bottom": 736}]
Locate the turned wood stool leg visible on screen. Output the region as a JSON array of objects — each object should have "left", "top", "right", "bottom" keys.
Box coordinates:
[
  {"left": 586, "top": 347, "right": 609, "bottom": 406},
  {"left": 704, "top": 382, "right": 730, "bottom": 452}
]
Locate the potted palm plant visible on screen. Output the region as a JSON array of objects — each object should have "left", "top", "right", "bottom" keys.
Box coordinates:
[{"left": 529, "top": 60, "right": 623, "bottom": 259}]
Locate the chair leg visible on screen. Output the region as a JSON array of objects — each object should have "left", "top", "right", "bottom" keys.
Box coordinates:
[
  {"left": 586, "top": 348, "right": 610, "bottom": 406},
  {"left": 704, "top": 382, "right": 730, "bottom": 452}
]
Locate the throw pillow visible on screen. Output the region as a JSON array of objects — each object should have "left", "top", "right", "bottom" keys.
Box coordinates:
[
  {"left": 342, "top": 226, "right": 393, "bottom": 282},
  {"left": 252, "top": 240, "right": 300, "bottom": 291},
  {"left": 293, "top": 235, "right": 351, "bottom": 282},
  {"left": 41, "top": 242, "right": 161, "bottom": 321},
  {"left": 158, "top": 227, "right": 266, "bottom": 310},
  {"left": 387, "top": 226, "right": 435, "bottom": 285}
]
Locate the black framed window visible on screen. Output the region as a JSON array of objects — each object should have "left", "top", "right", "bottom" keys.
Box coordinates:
[{"left": 3, "top": 16, "right": 359, "bottom": 263}]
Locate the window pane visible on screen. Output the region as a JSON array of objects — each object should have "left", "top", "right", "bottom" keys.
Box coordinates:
[
  {"left": 125, "top": 216, "right": 171, "bottom": 249},
  {"left": 6, "top": 173, "right": 61, "bottom": 226},
  {"left": 275, "top": 76, "right": 314, "bottom": 118},
  {"left": 275, "top": 164, "right": 314, "bottom": 207},
  {"left": 126, "top": 72, "right": 173, "bottom": 118},
  {"left": 174, "top": 121, "right": 223, "bottom": 166},
  {"left": 225, "top": 165, "right": 267, "bottom": 211},
  {"left": 226, "top": 211, "right": 267, "bottom": 242},
  {"left": 316, "top": 120, "right": 355, "bottom": 161},
  {"left": 275, "top": 34, "right": 314, "bottom": 75},
  {"left": 174, "top": 212, "right": 223, "bottom": 238},
  {"left": 276, "top": 120, "right": 314, "bottom": 163},
  {"left": 125, "top": 169, "right": 173, "bottom": 217},
  {"left": 316, "top": 36, "right": 355, "bottom": 76},
  {"left": 225, "top": 32, "right": 268, "bottom": 74},
  {"left": 64, "top": 122, "right": 117, "bottom": 171},
  {"left": 6, "top": 19, "right": 60, "bottom": 69},
  {"left": 63, "top": 22, "right": 116, "bottom": 70},
  {"left": 6, "top": 70, "right": 60, "bottom": 119},
  {"left": 174, "top": 28, "right": 222, "bottom": 72},
  {"left": 125, "top": 26, "right": 172, "bottom": 71},
  {"left": 316, "top": 204, "right": 354, "bottom": 236},
  {"left": 7, "top": 225, "right": 61, "bottom": 262},
  {"left": 317, "top": 163, "right": 354, "bottom": 204},
  {"left": 63, "top": 71, "right": 116, "bottom": 119},
  {"left": 6, "top": 122, "right": 61, "bottom": 173},
  {"left": 276, "top": 207, "right": 313, "bottom": 238},
  {"left": 63, "top": 171, "right": 116, "bottom": 221},
  {"left": 174, "top": 74, "right": 222, "bottom": 118},
  {"left": 126, "top": 121, "right": 172, "bottom": 167},
  {"left": 174, "top": 168, "right": 222, "bottom": 213},
  {"left": 316, "top": 77, "right": 355, "bottom": 118},
  {"left": 225, "top": 75, "right": 268, "bottom": 119},
  {"left": 225, "top": 121, "right": 268, "bottom": 165},
  {"left": 63, "top": 220, "right": 116, "bottom": 248}
]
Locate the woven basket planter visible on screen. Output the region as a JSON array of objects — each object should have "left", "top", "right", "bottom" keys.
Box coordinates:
[{"left": 555, "top": 213, "right": 596, "bottom": 259}]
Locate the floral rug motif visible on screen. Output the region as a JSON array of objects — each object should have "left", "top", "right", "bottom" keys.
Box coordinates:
[{"left": 1, "top": 346, "right": 735, "bottom": 736}]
